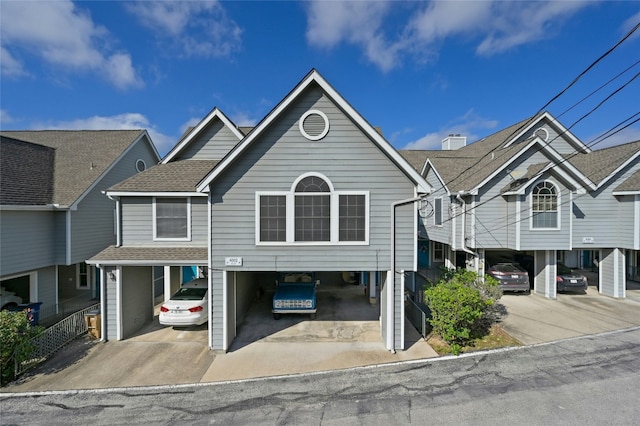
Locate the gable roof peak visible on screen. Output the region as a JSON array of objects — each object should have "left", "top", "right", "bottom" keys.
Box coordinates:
[{"left": 161, "top": 107, "right": 244, "bottom": 164}]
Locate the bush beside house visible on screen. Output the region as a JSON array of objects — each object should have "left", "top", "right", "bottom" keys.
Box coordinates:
[
  {"left": 424, "top": 269, "right": 503, "bottom": 355},
  {"left": 0, "top": 310, "right": 43, "bottom": 386}
]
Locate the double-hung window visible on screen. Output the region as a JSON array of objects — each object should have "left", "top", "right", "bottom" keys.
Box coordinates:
[
  {"left": 257, "top": 174, "right": 368, "bottom": 244},
  {"left": 154, "top": 197, "right": 190, "bottom": 240},
  {"left": 531, "top": 181, "right": 558, "bottom": 229}
]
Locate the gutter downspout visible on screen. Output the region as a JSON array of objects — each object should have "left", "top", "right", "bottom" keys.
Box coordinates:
[
  {"left": 456, "top": 192, "right": 477, "bottom": 257},
  {"left": 390, "top": 195, "right": 425, "bottom": 353}
]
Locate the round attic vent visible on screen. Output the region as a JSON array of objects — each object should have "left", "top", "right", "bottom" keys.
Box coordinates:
[
  {"left": 534, "top": 127, "right": 549, "bottom": 142},
  {"left": 299, "top": 110, "right": 329, "bottom": 141},
  {"left": 135, "top": 159, "right": 147, "bottom": 172}
]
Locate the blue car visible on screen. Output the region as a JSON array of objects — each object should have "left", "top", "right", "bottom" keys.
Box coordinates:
[{"left": 272, "top": 272, "right": 318, "bottom": 320}]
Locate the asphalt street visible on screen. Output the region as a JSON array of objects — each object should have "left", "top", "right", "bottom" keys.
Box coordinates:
[{"left": 2, "top": 326, "right": 640, "bottom": 425}]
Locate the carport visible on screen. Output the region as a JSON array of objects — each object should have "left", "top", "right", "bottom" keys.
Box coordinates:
[
  {"left": 220, "top": 271, "right": 383, "bottom": 351},
  {"left": 87, "top": 246, "right": 208, "bottom": 342}
]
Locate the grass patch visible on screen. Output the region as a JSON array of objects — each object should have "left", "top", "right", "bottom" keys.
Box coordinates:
[{"left": 426, "top": 324, "right": 522, "bottom": 356}]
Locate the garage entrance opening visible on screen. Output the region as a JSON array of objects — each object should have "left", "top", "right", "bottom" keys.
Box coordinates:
[{"left": 228, "top": 271, "right": 380, "bottom": 352}]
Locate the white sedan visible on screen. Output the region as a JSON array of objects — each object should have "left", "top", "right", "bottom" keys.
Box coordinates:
[{"left": 159, "top": 279, "right": 208, "bottom": 326}]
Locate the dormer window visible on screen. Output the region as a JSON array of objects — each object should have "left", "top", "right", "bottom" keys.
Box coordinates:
[{"left": 531, "top": 181, "right": 558, "bottom": 229}]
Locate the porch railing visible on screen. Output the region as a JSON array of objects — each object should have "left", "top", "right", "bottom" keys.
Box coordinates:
[{"left": 13, "top": 303, "right": 100, "bottom": 378}]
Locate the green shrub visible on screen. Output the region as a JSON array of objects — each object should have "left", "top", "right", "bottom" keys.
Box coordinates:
[
  {"left": 425, "top": 268, "right": 502, "bottom": 354},
  {"left": 0, "top": 310, "right": 43, "bottom": 385}
]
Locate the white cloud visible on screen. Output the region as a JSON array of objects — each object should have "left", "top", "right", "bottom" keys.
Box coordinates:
[
  {"left": 305, "top": 0, "right": 400, "bottom": 72},
  {"left": 403, "top": 110, "right": 498, "bottom": 150},
  {"left": 0, "top": 0, "right": 142, "bottom": 89},
  {"left": 0, "top": 46, "right": 25, "bottom": 77},
  {"left": 305, "top": 0, "right": 593, "bottom": 71},
  {"left": 587, "top": 126, "right": 640, "bottom": 150},
  {"left": 32, "top": 113, "right": 173, "bottom": 156},
  {"left": 126, "top": 1, "right": 242, "bottom": 58},
  {"left": 621, "top": 11, "right": 640, "bottom": 40},
  {"left": 474, "top": 1, "right": 591, "bottom": 55},
  {"left": 0, "top": 109, "right": 15, "bottom": 126}
]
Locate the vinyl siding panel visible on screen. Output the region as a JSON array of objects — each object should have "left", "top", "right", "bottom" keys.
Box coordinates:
[
  {"left": 209, "top": 86, "right": 416, "bottom": 272},
  {"left": 105, "top": 266, "right": 118, "bottom": 340},
  {"left": 516, "top": 121, "right": 579, "bottom": 155},
  {"left": 0, "top": 210, "right": 57, "bottom": 276},
  {"left": 121, "top": 266, "right": 153, "bottom": 338},
  {"left": 519, "top": 174, "right": 572, "bottom": 250},
  {"left": 475, "top": 152, "right": 573, "bottom": 250},
  {"left": 210, "top": 270, "right": 225, "bottom": 349},
  {"left": 71, "top": 138, "right": 159, "bottom": 262},
  {"left": 121, "top": 197, "right": 208, "bottom": 246},
  {"left": 176, "top": 120, "right": 241, "bottom": 160},
  {"left": 474, "top": 174, "right": 514, "bottom": 250},
  {"left": 423, "top": 168, "right": 451, "bottom": 245},
  {"left": 573, "top": 161, "right": 640, "bottom": 249},
  {"left": 36, "top": 266, "right": 58, "bottom": 318}
]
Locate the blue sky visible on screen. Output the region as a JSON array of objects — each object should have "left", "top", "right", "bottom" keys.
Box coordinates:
[{"left": 1, "top": 1, "right": 639, "bottom": 157}]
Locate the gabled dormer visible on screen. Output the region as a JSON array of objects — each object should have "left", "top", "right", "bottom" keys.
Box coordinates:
[{"left": 162, "top": 108, "right": 244, "bottom": 163}]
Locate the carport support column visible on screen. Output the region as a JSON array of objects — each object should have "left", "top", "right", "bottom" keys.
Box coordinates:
[
  {"left": 369, "top": 272, "right": 377, "bottom": 305},
  {"left": 600, "top": 248, "right": 626, "bottom": 298},
  {"left": 544, "top": 251, "right": 557, "bottom": 299}
]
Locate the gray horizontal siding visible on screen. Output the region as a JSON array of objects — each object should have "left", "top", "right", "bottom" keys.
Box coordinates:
[
  {"left": 176, "top": 120, "right": 240, "bottom": 160},
  {"left": 0, "top": 210, "right": 57, "bottom": 276},
  {"left": 518, "top": 174, "right": 572, "bottom": 250},
  {"left": 209, "top": 86, "right": 416, "bottom": 272},
  {"left": 423, "top": 168, "right": 451, "bottom": 245},
  {"left": 71, "top": 138, "right": 159, "bottom": 263},
  {"left": 475, "top": 155, "right": 572, "bottom": 250},
  {"left": 121, "top": 197, "right": 208, "bottom": 246},
  {"left": 517, "top": 121, "right": 578, "bottom": 155}
]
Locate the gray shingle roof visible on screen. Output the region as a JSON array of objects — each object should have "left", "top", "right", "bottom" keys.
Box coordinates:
[
  {"left": 400, "top": 118, "right": 532, "bottom": 193},
  {"left": 89, "top": 246, "right": 208, "bottom": 264},
  {"left": 568, "top": 139, "right": 640, "bottom": 185},
  {"left": 0, "top": 130, "right": 146, "bottom": 206},
  {"left": 614, "top": 168, "right": 640, "bottom": 192},
  {"left": 109, "top": 159, "right": 219, "bottom": 192},
  {"left": 0, "top": 136, "right": 55, "bottom": 205}
]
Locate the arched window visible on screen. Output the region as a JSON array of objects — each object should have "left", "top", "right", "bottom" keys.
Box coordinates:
[
  {"left": 257, "top": 174, "right": 368, "bottom": 244},
  {"left": 294, "top": 176, "right": 331, "bottom": 241},
  {"left": 531, "top": 181, "right": 558, "bottom": 229}
]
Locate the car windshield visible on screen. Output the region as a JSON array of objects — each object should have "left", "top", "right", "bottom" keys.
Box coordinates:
[
  {"left": 557, "top": 263, "right": 573, "bottom": 275},
  {"left": 493, "top": 263, "right": 525, "bottom": 273},
  {"left": 171, "top": 287, "right": 207, "bottom": 300}
]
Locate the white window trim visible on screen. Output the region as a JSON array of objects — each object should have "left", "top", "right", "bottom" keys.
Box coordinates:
[
  {"left": 432, "top": 241, "right": 444, "bottom": 262},
  {"left": 153, "top": 196, "right": 192, "bottom": 241},
  {"left": 299, "top": 109, "right": 330, "bottom": 141},
  {"left": 76, "top": 262, "right": 90, "bottom": 290},
  {"left": 529, "top": 179, "right": 561, "bottom": 231},
  {"left": 433, "top": 197, "right": 443, "bottom": 227},
  {"left": 255, "top": 174, "right": 369, "bottom": 246}
]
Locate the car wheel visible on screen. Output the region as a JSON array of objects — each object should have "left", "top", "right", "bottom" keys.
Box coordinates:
[{"left": 273, "top": 313, "right": 281, "bottom": 320}]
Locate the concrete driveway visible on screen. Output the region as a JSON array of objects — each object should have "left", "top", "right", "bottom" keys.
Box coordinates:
[
  {"left": 3, "top": 274, "right": 640, "bottom": 392},
  {"left": 2, "top": 283, "right": 436, "bottom": 392},
  {"left": 500, "top": 272, "right": 640, "bottom": 345}
]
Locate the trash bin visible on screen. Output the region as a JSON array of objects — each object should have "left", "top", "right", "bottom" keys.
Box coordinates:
[
  {"left": 8, "top": 302, "right": 42, "bottom": 326},
  {"left": 85, "top": 310, "right": 101, "bottom": 339}
]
